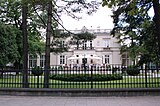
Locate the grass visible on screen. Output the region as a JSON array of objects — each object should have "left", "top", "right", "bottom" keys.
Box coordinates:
[{"left": 0, "top": 75, "right": 160, "bottom": 88}]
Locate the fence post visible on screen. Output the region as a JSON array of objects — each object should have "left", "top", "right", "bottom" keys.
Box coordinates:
[
  {"left": 91, "top": 66, "right": 93, "bottom": 89},
  {"left": 144, "top": 64, "right": 148, "bottom": 88},
  {"left": 37, "top": 75, "right": 39, "bottom": 88}
]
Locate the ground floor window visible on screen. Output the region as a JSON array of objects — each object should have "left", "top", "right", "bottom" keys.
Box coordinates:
[
  {"left": 40, "top": 55, "right": 45, "bottom": 68},
  {"left": 60, "top": 55, "right": 65, "bottom": 64},
  {"left": 29, "top": 55, "right": 37, "bottom": 68},
  {"left": 105, "top": 55, "right": 110, "bottom": 64},
  {"left": 122, "top": 53, "right": 130, "bottom": 66}
]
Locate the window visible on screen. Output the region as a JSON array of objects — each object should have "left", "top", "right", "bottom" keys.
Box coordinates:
[
  {"left": 76, "top": 55, "right": 79, "bottom": 64},
  {"left": 76, "top": 41, "right": 79, "bottom": 49},
  {"left": 82, "top": 41, "right": 87, "bottom": 50},
  {"left": 40, "top": 55, "right": 45, "bottom": 68},
  {"left": 76, "top": 60, "right": 79, "bottom": 64},
  {"left": 122, "top": 54, "right": 130, "bottom": 66},
  {"left": 61, "top": 41, "right": 65, "bottom": 47},
  {"left": 104, "top": 39, "right": 110, "bottom": 47},
  {"left": 105, "top": 55, "right": 109, "bottom": 64},
  {"left": 84, "top": 41, "right": 87, "bottom": 49},
  {"left": 29, "top": 55, "right": 37, "bottom": 68},
  {"left": 90, "top": 41, "right": 93, "bottom": 49},
  {"left": 60, "top": 55, "right": 65, "bottom": 64},
  {"left": 90, "top": 59, "right": 93, "bottom": 64}
]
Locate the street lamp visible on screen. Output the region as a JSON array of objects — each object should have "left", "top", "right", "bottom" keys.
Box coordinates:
[{"left": 82, "top": 54, "right": 87, "bottom": 70}]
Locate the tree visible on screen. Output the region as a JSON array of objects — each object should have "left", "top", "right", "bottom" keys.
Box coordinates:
[
  {"left": 0, "top": 0, "right": 45, "bottom": 88},
  {"left": 102, "top": 0, "right": 160, "bottom": 65},
  {"left": 43, "top": 0, "right": 52, "bottom": 88},
  {"left": 21, "top": 0, "right": 29, "bottom": 88},
  {"left": 0, "top": 23, "right": 19, "bottom": 67},
  {"left": 0, "top": 0, "right": 45, "bottom": 69}
]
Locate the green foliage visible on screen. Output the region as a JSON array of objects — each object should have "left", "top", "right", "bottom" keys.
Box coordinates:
[
  {"left": 50, "top": 74, "right": 123, "bottom": 81},
  {"left": 31, "top": 66, "right": 43, "bottom": 76},
  {"left": 73, "top": 32, "right": 96, "bottom": 41},
  {"left": 0, "top": 0, "right": 45, "bottom": 68},
  {"left": 102, "top": 0, "right": 160, "bottom": 64},
  {"left": 50, "top": 30, "right": 70, "bottom": 54},
  {"left": 126, "top": 65, "right": 140, "bottom": 76},
  {"left": 0, "top": 23, "right": 19, "bottom": 66},
  {"left": 28, "top": 32, "right": 45, "bottom": 55}
]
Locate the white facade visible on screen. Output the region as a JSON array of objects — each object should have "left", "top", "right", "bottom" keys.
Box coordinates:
[{"left": 29, "top": 28, "right": 122, "bottom": 68}]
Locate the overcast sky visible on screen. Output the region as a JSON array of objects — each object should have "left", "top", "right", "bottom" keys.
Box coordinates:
[
  {"left": 59, "top": 2, "right": 154, "bottom": 31},
  {"left": 60, "top": 6, "right": 113, "bottom": 30}
]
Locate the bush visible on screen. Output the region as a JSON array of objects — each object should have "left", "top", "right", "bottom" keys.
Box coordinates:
[
  {"left": 126, "top": 65, "right": 140, "bottom": 76},
  {"left": 31, "top": 66, "right": 43, "bottom": 76},
  {"left": 121, "top": 66, "right": 127, "bottom": 74},
  {"left": 112, "top": 67, "right": 120, "bottom": 73},
  {"left": 50, "top": 74, "right": 123, "bottom": 81}
]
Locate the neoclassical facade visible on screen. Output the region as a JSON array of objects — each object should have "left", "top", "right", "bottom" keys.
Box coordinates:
[{"left": 29, "top": 27, "right": 124, "bottom": 68}]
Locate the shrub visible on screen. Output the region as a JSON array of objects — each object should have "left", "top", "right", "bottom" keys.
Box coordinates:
[
  {"left": 121, "top": 66, "right": 127, "bottom": 74},
  {"left": 31, "top": 66, "right": 43, "bottom": 76},
  {"left": 50, "top": 74, "right": 123, "bottom": 81},
  {"left": 112, "top": 67, "right": 120, "bottom": 73},
  {"left": 126, "top": 65, "right": 140, "bottom": 76}
]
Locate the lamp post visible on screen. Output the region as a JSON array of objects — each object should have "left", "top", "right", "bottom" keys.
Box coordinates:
[{"left": 82, "top": 54, "right": 87, "bottom": 71}]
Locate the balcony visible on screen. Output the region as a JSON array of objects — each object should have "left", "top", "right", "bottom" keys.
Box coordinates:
[
  {"left": 68, "top": 29, "right": 111, "bottom": 34},
  {"left": 75, "top": 47, "right": 95, "bottom": 50},
  {"left": 103, "top": 47, "right": 110, "bottom": 50}
]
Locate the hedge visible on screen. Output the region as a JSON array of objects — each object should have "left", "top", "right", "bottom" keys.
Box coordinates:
[
  {"left": 50, "top": 74, "right": 123, "bottom": 81},
  {"left": 126, "top": 65, "right": 140, "bottom": 76},
  {"left": 31, "top": 66, "right": 43, "bottom": 76}
]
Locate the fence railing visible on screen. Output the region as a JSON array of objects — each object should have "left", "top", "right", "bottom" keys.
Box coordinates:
[{"left": 0, "top": 65, "right": 160, "bottom": 89}]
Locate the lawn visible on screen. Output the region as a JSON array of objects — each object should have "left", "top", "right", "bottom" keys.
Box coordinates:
[{"left": 0, "top": 75, "right": 160, "bottom": 88}]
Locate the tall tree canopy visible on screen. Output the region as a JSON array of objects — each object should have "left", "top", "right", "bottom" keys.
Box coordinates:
[
  {"left": 0, "top": 0, "right": 45, "bottom": 68},
  {"left": 102, "top": 0, "right": 160, "bottom": 65}
]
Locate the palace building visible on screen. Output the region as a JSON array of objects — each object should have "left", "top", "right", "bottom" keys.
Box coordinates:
[{"left": 28, "top": 27, "right": 129, "bottom": 68}]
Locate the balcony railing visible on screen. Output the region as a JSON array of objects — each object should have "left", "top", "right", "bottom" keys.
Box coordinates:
[
  {"left": 103, "top": 47, "right": 110, "bottom": 50},
  {"left": 75, "top": 47, "right": 94, "bottom": 50},
  {"left": 69, "top": 29, "right": 111, "bottom": 34}
]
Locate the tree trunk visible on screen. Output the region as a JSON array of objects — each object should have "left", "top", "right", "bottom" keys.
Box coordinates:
[
  {"left": 44, "top": 1, "right": 52, "bottom": 88},
  {"left": 152, "top": 0, "right": 160, "bottom": 64},
  {"left": 22, "top": 3, "right": 29, "bottom": 88}
]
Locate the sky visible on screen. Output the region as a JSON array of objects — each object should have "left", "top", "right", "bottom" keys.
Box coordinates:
[
  {"left": 59, "top": 2, "right": 154, "bottom": 31},
  {"left": 60, "top": 6, "right": 114, "bottom": 30}
]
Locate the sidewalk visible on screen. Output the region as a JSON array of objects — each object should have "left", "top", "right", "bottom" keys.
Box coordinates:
[{"left": 0, "top": 96, "right": 160, "bottom": 106}]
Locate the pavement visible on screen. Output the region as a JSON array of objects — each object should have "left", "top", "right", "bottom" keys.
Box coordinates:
[{"left": 0, "top": 96, "right": 160, "bottom": 106}]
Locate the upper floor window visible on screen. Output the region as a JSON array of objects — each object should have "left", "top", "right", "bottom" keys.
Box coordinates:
[
  {"left": 81, "top": 40, "right": 93, "bottom": 50},
  {"left": 82, "top": 41, "right": 87, "bottom": 50},
  {"left": 60, "top": 41, "right": 65, "bottom": 47},
  {"left": 90, "top": 41, "right": 93, "bottom": 49},
  {"left": 104, "top": 39, "right": 110, "bottom": 47}
]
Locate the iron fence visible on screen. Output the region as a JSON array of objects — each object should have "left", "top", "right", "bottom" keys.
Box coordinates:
[{"left": 0, "top": 65, "right": 160, "bottom": 89}]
